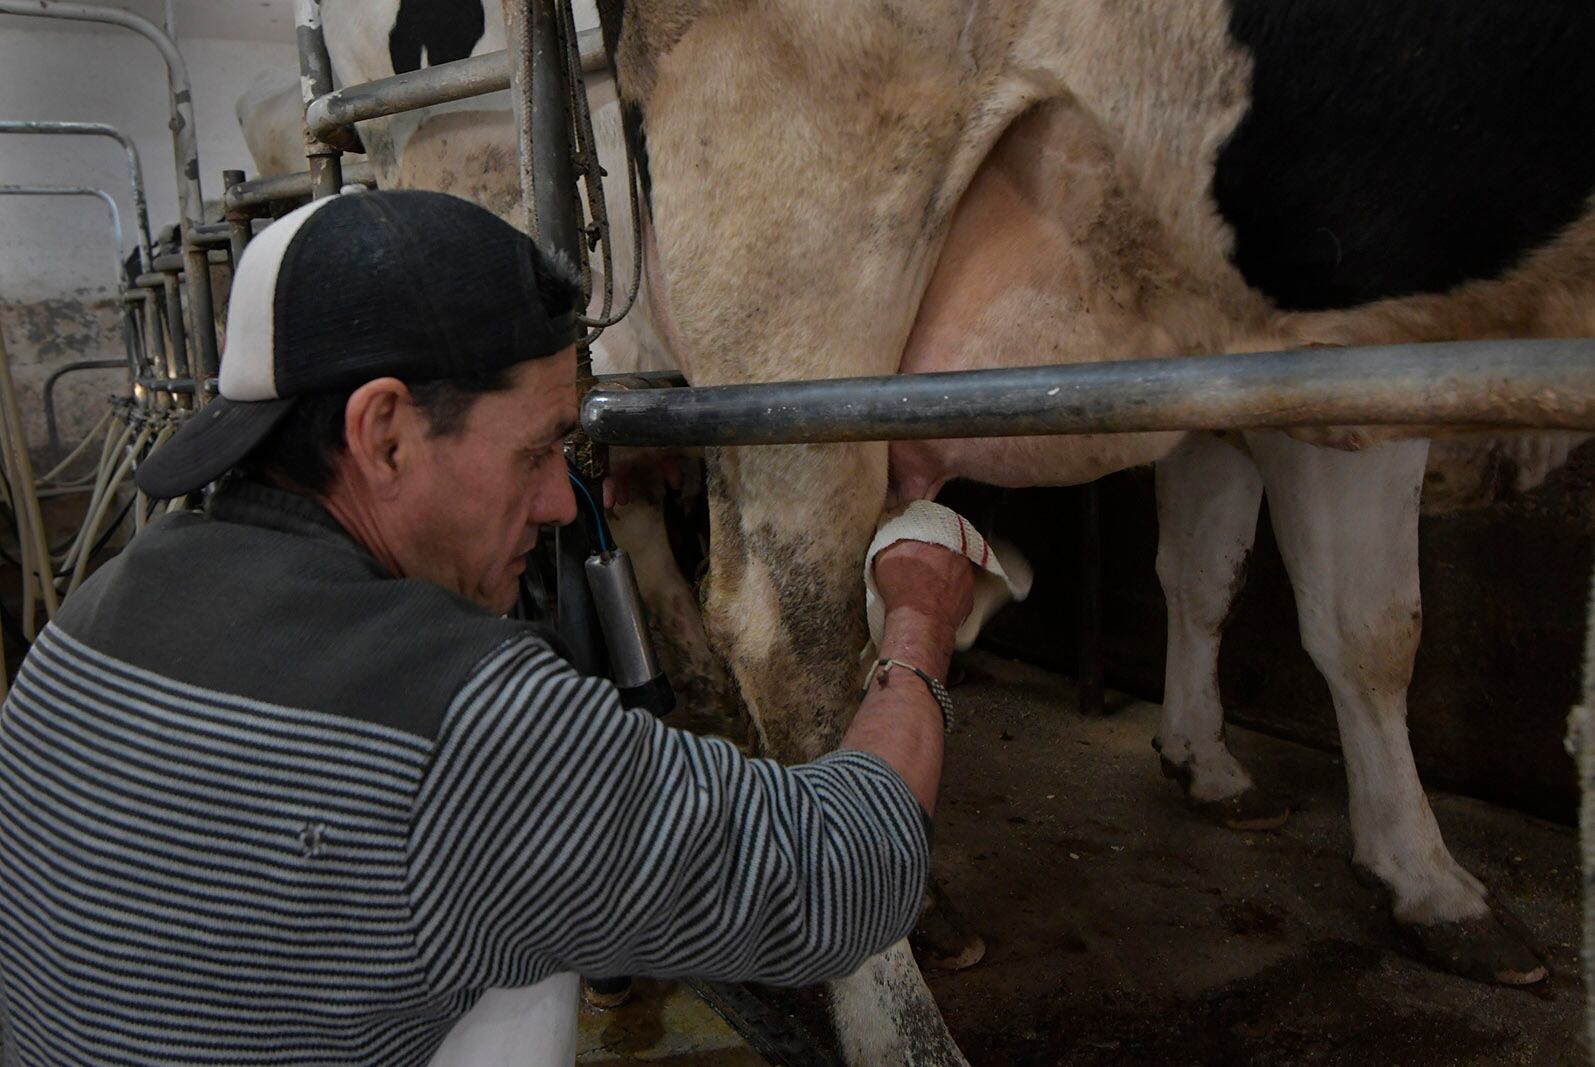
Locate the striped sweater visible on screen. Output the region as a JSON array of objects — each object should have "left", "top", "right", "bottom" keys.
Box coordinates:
[{"left": 0, "top": 482, "right": 929, "bottom": 1066}]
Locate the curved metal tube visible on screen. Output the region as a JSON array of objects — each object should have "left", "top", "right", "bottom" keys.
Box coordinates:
[
  {"left": 582, "top": 338, "right": 1595, "bottom": 447},
  {"left": 0, "top": 121, "right": 152, "bottom": 271},
  {"left": 0, "top": 185, "right": 125, "bottom": 293},
  {"left": 303, "top": 29, "right": 607, "bottom": 143},
  {"left": 42, "top": 360, "right": 124, "bottom": 458},
  {"left": 0, "top": 0, "right": 221, "bottom": 388},
  {"left": 306, "top": 50, "right": 510, "bottom": 141},
  {"left": 0, "top": 185, "right": 142, "bottom": 425}
]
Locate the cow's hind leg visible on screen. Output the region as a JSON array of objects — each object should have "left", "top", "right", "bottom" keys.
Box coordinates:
[
  {"left": 1154, "top": 433, "right": 1290, "bottom": 830},
  {"left": 1246, "top": 431, "right": 1547, "bottom": 985},
  {"left": 702, "top": 442, "right": 970, "bottom": 1066}
]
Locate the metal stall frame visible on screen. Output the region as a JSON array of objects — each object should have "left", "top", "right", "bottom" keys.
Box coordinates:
[
  {"left": 0, "top": 184, "right": 142, "bottom": 393},
  {"left": 0, "top": 122, "right": 153, "bottom": 271},
  {"left": 0, "top": 0, "right": 222, "bottom": 396},
  {"left": 0, "top": 122, "right": 184, "bottom": 432}
]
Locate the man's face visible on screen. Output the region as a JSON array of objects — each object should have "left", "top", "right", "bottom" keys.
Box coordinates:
[{"left": 397, "top": 348, "right": 579, "bottom": 614}]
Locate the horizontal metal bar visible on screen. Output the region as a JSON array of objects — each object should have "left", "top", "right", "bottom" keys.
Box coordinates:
[
  {"left": 307, "top": 52, "right": 508, "bottom": 138},
  {"left": 149, "top": 249, "right": 230, "bottom": 273},
  {"left": 222, "top": 160, "right": 376, "bottom": 212},
  {"left": 304, "top": 28, "right": 606, "bottom": 141},
  {"left": 581, "top": 339, "right": 1595, "bottom": 447},
  {"left": 136, "top": 376, "right": 195, "bottom": 394}
]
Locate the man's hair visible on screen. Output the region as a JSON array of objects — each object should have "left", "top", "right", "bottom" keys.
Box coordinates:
[{"left": 235, "top": 367, "right": 513, "bottom": 495}]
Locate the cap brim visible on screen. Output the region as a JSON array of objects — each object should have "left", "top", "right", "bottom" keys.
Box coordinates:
[{"left": 135, "top": 397, "right": 298, "bottom": 499}]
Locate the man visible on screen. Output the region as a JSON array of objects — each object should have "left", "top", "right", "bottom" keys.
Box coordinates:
[{"left": 0, "top": 190, "right": 974, "bottom": 1065}]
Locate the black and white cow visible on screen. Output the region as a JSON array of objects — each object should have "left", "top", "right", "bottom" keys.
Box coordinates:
[
  {"left": 591, "top": 0, "right": 1593, "bottom": 1060},
  {"left": 287, "top": 1, "right": 1595, "bottom": 1062}
]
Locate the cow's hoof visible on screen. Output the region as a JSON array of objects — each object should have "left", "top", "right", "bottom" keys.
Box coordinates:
[
  {"left": 1400, "top": 902, "right": 1548, "bottom": 986},
  {"left": 1159, "top": 755, "right": 1290, "bottom": 831},
  {"left": 912, "top": 882, "right": 987, "bottom": 972}
]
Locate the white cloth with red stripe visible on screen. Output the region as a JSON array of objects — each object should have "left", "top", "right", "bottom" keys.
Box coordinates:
[{"left": 864, "top": 500, "right": 1033, "bottom": 651}]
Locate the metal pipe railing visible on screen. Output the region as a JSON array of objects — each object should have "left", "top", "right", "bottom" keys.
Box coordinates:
[
  {"left": 222, "top": 160, "right": 377, "bottom": 214},
  {"left": 303, "top": 27, "right": 607, "bottom": 143},
  {"left": 502, "top": 0, "right": 581, "bottom": 255},
  {"left": 580, "top": 339, "right": 1595, "bottom": 447},
  {"left": 295, "top": 0, "right": 348, "bottom": 198},
  {"left": 0, "top": 185, "right": 125, "bottom": 285},
  {"left": 0, "top": 121, "right": 152, "bottom": 273},
  {"left": 148, "top": 249, "right": 231, "bottom": 274},
  {"left": 0, "top": 0, "right": 222, "bottom": 393},
  {"left": 42, "top": 359, "right": 124, "bottom": 457},
  {"left": 0, "top": 185, "right": 147, "bottom": 387}
]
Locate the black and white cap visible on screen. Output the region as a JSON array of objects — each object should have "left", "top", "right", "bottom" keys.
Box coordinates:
[{"left": 136, "top": 189, "right": 581, "bottom": 499}]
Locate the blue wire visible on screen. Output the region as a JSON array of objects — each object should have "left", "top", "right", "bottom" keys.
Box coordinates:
[{"left": 568, "top": 472, "right": 611, "bottom": 553}]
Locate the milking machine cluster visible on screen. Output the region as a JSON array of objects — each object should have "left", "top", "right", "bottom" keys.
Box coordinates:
[{"left": 513, "top": 448, "right": 675, "bottom": 720}]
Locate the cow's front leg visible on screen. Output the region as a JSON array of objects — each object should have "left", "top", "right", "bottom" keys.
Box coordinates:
[
  {"left": 702, "top": 441, "right": 970, "bottom": 1066},
  {"left": 1153, "top": 433, "right": 1290, "bottom": 830},
  {"left": 604, "top": 474, "right": 743, "bottom": 742},
  {"left": 1246, "top": 431, "right": 1547, "bottom": 985}
]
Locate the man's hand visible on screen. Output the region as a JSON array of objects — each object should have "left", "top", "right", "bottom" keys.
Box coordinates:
[
  {"left": 874, "top": 539, "right": 976, "bottom": 636},
  {"left": 843, "top": 540, "right": 976, "bottom": 816}
]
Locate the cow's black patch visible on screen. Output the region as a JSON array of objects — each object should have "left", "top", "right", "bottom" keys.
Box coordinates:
[
  {"left": 388, "top": 0, "right": 485, "bottom": 75},
  {"left": 1214, "top": 0, "right": 1595, "bottom": 311}
]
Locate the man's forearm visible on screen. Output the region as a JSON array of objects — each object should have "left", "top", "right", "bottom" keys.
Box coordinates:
[{"left": 840, "top": 608, "right": 955, "bottom": 815}]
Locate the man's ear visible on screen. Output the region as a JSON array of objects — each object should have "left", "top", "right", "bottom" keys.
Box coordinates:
[{"left": 342, "top": 378, "right": 417, "bottom": 497}]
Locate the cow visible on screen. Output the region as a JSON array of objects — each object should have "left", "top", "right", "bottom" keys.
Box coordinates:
[
  {"left": 587, "top": 1, "right": 1593, "bottom": 1061},
  {"left": 288, "top": 1, "right": 1593, "bottom": 1062}
]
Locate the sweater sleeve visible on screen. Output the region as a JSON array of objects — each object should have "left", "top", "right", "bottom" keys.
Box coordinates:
[{"left": 406, "top": 635, "right": 929, "bottom": 992}]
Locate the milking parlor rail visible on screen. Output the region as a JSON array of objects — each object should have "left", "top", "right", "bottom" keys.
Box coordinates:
[{"left": 241, "top": 0, "right": 1595, "bottom": 1059}]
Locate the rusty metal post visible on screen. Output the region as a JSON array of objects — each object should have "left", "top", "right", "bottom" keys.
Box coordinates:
[
  {"left": 222, "top": 169, "right": 253, "bottom": 265},
  {"left": 295, "top": 0, "right": 347, "bottom": 200},
  {"left": 501, "top": 0, "right": 582, "bottom": 258}
]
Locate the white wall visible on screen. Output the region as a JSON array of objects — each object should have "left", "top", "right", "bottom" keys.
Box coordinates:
[{"left": 0, "top": 2, "right": 299, "bottom": 455}]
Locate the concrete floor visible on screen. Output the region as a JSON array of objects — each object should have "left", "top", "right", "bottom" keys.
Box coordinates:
[
  {"left": 580, "top": 650, "right": 1585, "bottom": 1065},
  {"left": 576, "top": 981, "right": 764, "bottom": 1065},
  {"left": 926, "top": 652, "right": 1583, "bottom": 1065}
]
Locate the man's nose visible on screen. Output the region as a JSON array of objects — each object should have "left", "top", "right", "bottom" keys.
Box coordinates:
[{"left": 546, "top": 474, "right": 580, "bottom": 527}]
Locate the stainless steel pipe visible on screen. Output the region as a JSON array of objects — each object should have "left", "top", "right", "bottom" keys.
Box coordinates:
[
  {"left": 295, "top": 0, "right": 347, "bottom": 198},
  {"left": 581, "top": 339, "right": 1595, "bottom": 447},
  {"left": 222, "top": 161, "right": 377, "bottom": 213},
  {"left": 501, "top": 0, "right": 582, "bottom": 255},
  {"left": 303, "top": 28, "right": 607, "bottom": 142}
]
